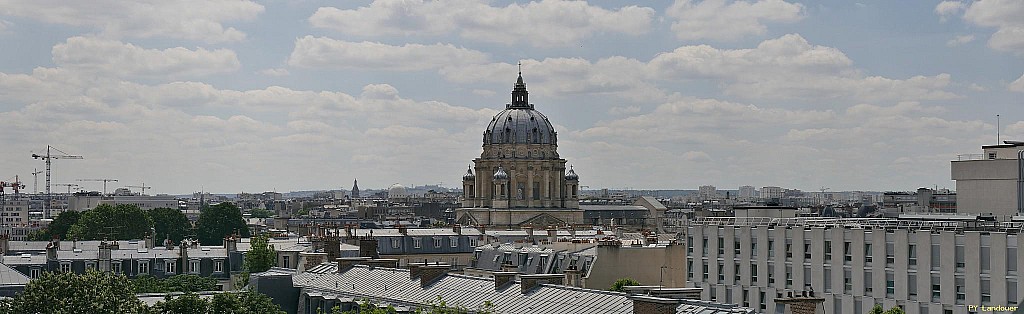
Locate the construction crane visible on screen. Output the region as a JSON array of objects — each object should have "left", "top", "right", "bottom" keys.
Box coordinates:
[
  {"left": 78, "top": 179, "right": 118, "bottom": 195},
  {"left": 54, "top": 183, "right": 80, "bottom": 194},
  {"left": 0, "top": 176, "right": 26, "bottom": 197},
  {"left": 31, "top": 169, "right": 42, "bottom": 194},
  {"left": 32, "top": 145, "right": 83, "bottom": 218},
  {"left": 126, "top": 183, "right": 151, "bottom": 195}
]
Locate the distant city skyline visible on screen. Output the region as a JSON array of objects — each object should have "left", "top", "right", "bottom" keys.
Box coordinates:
[{"left": 0, "top": 1, "right": 1022, "bottom": 195}]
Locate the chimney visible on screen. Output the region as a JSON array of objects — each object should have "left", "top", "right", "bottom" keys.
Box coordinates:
[
  {"left": 519, "top": 274, "right": 565, "bottom": 294},
  {"left": 398, "top": 225, "right": 407, "bottom": 236},
  {"left": 453, "top": 224, "right": 462, "bottom": 235},
  {"left": 179, "top": 241, "right": 189, "bottom": 272},
  {"left": 493, "top": 271, "right": 517, "bottom": 289},
  {"left": 358, "top": 235, "right": 379, "bottom": 258},
  {"left": 223, "top": 235, "right": 237, "bottom": 253},
  {"left": 98, "top": 241, "right": 112, "bottom": 272},
  {"left": 630, "top": 295, "right": 680, "bottom": 314},
  {"left": 409, "top": 264, "right": 450, "bottom": 287},
  {"left": 45, "top": 240, "right": 58, "bottom": 261},
  {"left": 774, "top": 291, "right": 825, "bottom": 314},
  {"left": 363, "top": 258, "right": 399, "bottom": 269},
  {"left": 0, "top": 234, "right": 9, "bottom": 255},
  {"left": 337, "top": 257, "right": 370, "bottom": 273},
  {"left": 546, "top": 228, "right": 557, "bottom": 243}
]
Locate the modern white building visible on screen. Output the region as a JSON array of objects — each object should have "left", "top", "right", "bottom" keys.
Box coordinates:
[
  {"left": 738, "top": 186, "right": 757, "bottom": 201},
  {"left": 67, "top": 193, "right": 179, "bottom": 211},
  {"left": 699, "top": 185, "right": 718, "bottom": 200},
  {"left": 685, "top": 216, "right": 1022, "bottom": 314},
  {"left": 951, "top": 141, "right": 1024, "bottom": 220},
  {"left": 760, "top": 186, "right": 784, "bottom": 201}
]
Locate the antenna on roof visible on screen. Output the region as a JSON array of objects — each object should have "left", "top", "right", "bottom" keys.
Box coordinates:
[{"left": 997, "top": 114, "right": 1001, "bottom": 144}]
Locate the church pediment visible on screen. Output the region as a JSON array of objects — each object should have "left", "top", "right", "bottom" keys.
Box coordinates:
[{"left": 521, "top": 213, "right": 567, "bottom": 227}]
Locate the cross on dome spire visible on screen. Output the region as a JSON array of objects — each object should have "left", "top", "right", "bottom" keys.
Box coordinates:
[{"left": 510, "top": 62, "right": 531, "bottom": 109}]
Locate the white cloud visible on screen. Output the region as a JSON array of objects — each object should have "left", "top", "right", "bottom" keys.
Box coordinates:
[
  {"left": 935, "top": 1, "right": 966, "bottom": 21},
  {"left": 649, "top": 34, "right": 957, "bottom": 101},
  {"left": 51, "top": 37, "right": 240, "bottom": 79},
  {"left": 939, "top": 0, "right": 1024, "bottom": 54},
  {"left": 0, "top": 0, "right": 263, "bottom": 43},
  {"left": 309, "top": 0, "right": 654, "bottom": 46},
  {"left": 946, "top": 34, "right": 975, "bottom": 47},
  {"left": 1010, "top": 73, "right": 1024, "bottom": 92},
  {"left": 258, "top": 68, "right": 289, "bottom": 76},
  {"left": 287, "top": 36, "right": 488, "bottom": 71},
  {"left": 444, "top": 34, "right": 956, "bottom": 103},
  {"left": 667, "top": 0, "right": 804, "bottom": 41}
]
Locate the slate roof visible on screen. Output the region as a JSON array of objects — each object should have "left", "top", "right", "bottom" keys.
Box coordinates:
[
  {"left": 294, "top": 263, "right": 754, "bottom": 314},
  {"left": 0, "top": 263, "right": 29, "bottom": 287},
  {"left": 295, "top": 263, "right": 631, "bottom": 314}
]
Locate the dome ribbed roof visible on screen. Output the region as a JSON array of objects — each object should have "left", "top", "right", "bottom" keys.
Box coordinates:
[
  {"left": 493, "top": 167, "right": 509, "bottom": 180},
  {"left": 565, "top": 166, "right": 579, "bottom": 181},
  {"left": 462, "top": 166, "right": 475, "bottom": 181},
  {"left": 482, "top": 73, "right": 557, "bottom": 145}
]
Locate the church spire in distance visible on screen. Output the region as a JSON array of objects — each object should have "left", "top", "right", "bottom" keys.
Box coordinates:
[{"left": 510, "top": 61, "right": 531, "bottom": 109}]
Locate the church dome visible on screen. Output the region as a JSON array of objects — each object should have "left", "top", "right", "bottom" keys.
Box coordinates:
[
  {"left": 493, "top": 167, "right": 509, "bottom": 180},
  {"left": 565, "top": 166, "right": 579, "bottom": 181},
  {"left": 462, "top": 166, "right": 475, "bottom": 181},
  {"left": 388, "top": 183, "right": 408, "bottom": 198},
  {"left": 482, "top": 73, "right": 557, "bottom": 146}
]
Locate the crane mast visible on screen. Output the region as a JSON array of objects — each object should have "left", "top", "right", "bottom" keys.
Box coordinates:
[{"left": 31, "top": 145, "right": 83, "bottom": 218}]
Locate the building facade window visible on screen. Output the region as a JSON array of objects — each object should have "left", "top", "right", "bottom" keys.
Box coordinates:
[
  {"left": 865, "top": 271, "right": 873, "bottom": 294},
  {"left": 886, "top": 272, "right": 895, "bottom": 297},
  {"left": 391, "top": 238, "right": 400, "bottom": 249},
  {"left": 751, "top": 264, "right": 758, "bottom": 283},
  {"left": 702, "top": 264, "right": 709, "bottom": 281},
  {"left": 885, "top": 242, "right": 895, "bottom": 265},
  {"left": 844, "top": 269, "right": 852, "bottom": 293},
  {"left": 955, "top": 245, "right": 965, "bottom": 269},
  {"left": 768, "top": 240, "right": 774, "bottom": 258},
  {"left": 215, "top": 260, "right": 223, "bottom": 273},
  {"left": 450, "top": 237, "right": 459, "bottom": 248},
  {"left": 717, "top": 263, "right": 724, "bottom": 282},
  {"left": 283, "top": 255, "right": 290, "bottom": 268},
  {"left": 112, "top": 262, "right": 122, "bottom": 274},
  {"left": 30, "top": 268, "right": 40, "bottom": 278},
  {"left": 844, "top": 241, "right": 852, "bottom": 263},
  {"left": 86, "top": 261, "right": 96, "bottom": 270},
  {"left": 469, "top": 238, "right": 478, "bottom": 247},
  {"left": 139, "top": 260, "right": 149, "bottom": 275},
  {"left": 718, "top": 238, "right": 724, "bottom": 255},
  {"left": 804, "top": 243, "right": 811, "bottom": 260},
  {"left": 981, "top": 279, "right": 991, "bottom": 304},
  {"left": 414, "top": 238, "right": 422, "bottom": 248},
  {"left": 931, "top": 243, "right": 941, "bottom": 269},
  {"left": 955, "top": 277, "right": 965, "bottom": 304},
  {"left": 734, "top": 240, "right": 741, "bottom": 256},
  {"left": 734, "top": 263, "right": 741, "bottom": 282},
  {"left": 932, "top": 276, "right": 941, "bottom": 301},
  {"left": 189, "top": 260, "right": 200, "bottom": 274},
  {"left": 60, "top": 262, "right": 71, "bottom": 273},
  {"left": 824, "top": 240, "right": 831, "bottom": 262},
  {"left": 864, "top": 243, "right": 872, "bottom": 263},
  {"left": 434, "top": 238, "right": 442, "bottom": 248},
  {"left": 165, "top": 260, "right": 176, "bottom": 274},
  {"left": 909, "top": 244, "right": 917, "bottom": 266}
]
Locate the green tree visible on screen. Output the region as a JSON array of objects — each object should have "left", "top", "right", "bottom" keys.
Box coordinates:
[
  {"left": 244, "top": 233, "right": 276, "bottom": 273},
  {"left": 150, "top": 292, "right": 210, "bottom": 314},
  {"left": 132, "top": 274, "right": 218, "bottom": 293},
  {"left": 3, "top": 270, "right": 147, "bottom": 314},
  {"left": 68, "top": 204, "right": 153, "bottom": 240},
  {"left": 884, "top": 306, "right": 906, "bottom": 314},
  {"left": 868, "top": 304, "right": 884, "bottom": 314},
  {"left": 609, "top": 278, "right": 641, "bottom": 292},
  {"left": 48, "top": 210, "right": 82, "bottom": 240},
  {"left": 196, "top": 202, "right": 249, "bottom": 245},
  {"left": 149, "top": 207, "right": 192, "bottom": 243},
  {"left": 209, "top": 290, "right": 286, "bottom": 314}
]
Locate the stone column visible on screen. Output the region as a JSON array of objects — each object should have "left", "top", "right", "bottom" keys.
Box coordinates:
[{"left": 527, "top": 167, "right": 534, "bottom": 208}]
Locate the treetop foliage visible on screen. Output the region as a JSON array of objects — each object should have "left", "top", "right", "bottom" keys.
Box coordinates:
[{"left": 196, "top": 202, "right": 250, "bottom": 245}]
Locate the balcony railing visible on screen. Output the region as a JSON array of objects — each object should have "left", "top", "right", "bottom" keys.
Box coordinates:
[{"left": 954, "top": 153, "right": 985, "bottom": 161}]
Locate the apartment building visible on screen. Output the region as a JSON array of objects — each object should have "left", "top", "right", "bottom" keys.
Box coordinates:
[{"left": 685, "top": 217, "right": 1022, "bottom": 314}]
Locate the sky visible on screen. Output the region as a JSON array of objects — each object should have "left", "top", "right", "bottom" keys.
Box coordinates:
[{"left": 0, "top": 0, "right": 1023, "bottom": 195}]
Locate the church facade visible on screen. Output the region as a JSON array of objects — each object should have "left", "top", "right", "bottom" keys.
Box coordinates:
[{"left": 455, "top": 72, "right": 584, "bottom": 228}]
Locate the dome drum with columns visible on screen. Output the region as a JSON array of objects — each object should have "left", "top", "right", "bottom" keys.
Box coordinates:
[{"left": 459, "top": 71, "right": 580, "bottom": 212}]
